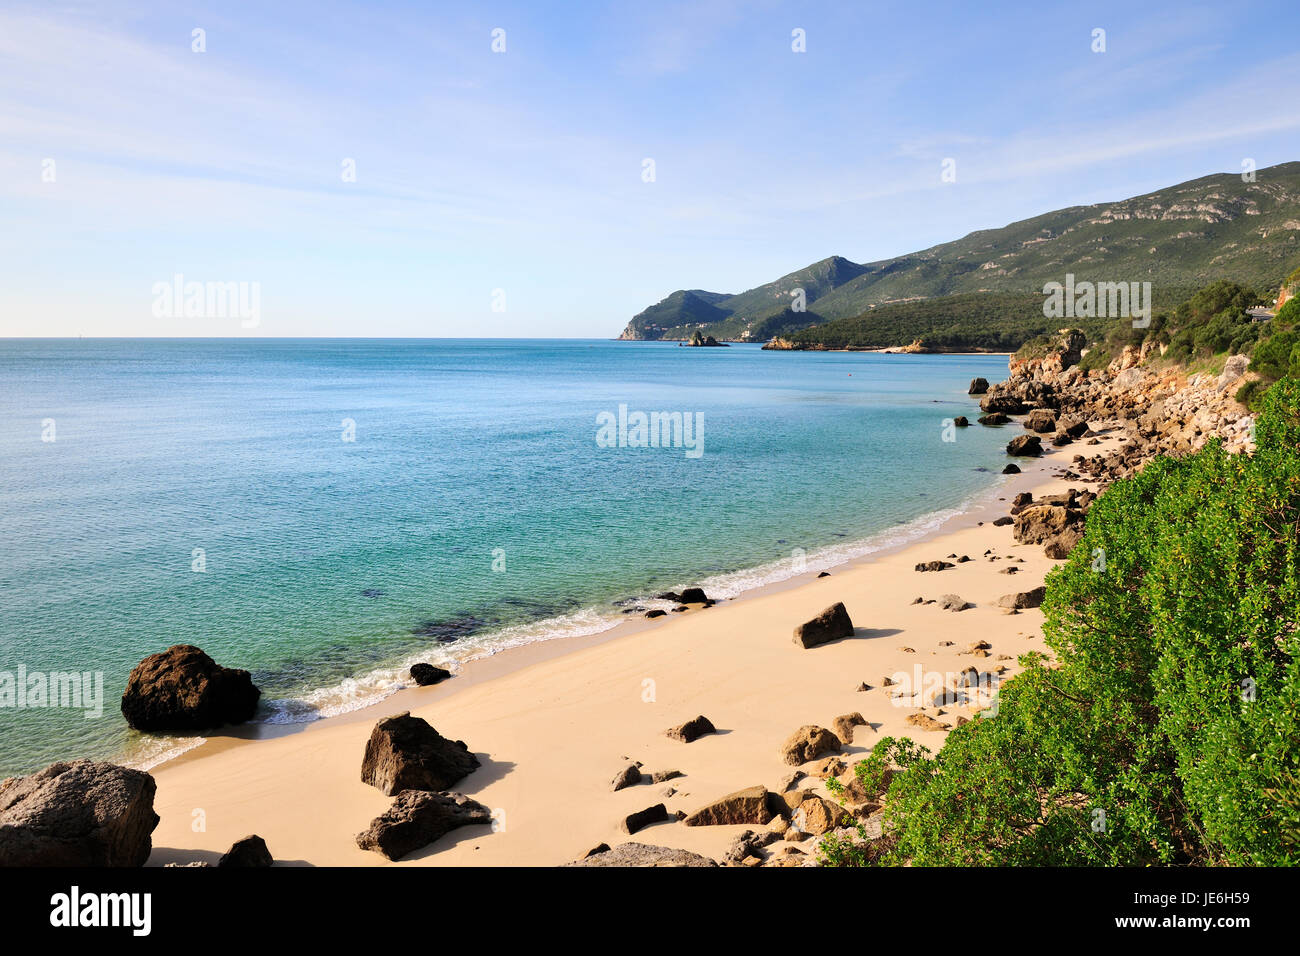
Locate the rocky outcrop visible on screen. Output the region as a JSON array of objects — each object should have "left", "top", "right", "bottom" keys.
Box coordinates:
[
  {"left": 792, "top": 602, "right": 854, "bottom": 648},
  {"left": 985, "top": 330, "right": 1254, "bottom": 484},
  {"left": 355, "top": 790, "right": 491, "bottom": 860},
  {"left": 0, "top": 760, "right": 159, "bottom": 866},
  {"left": 563, "top": 842, "right": 717, "bottom": 867},
  {"left": 781, "top": 725, "right": 842, "bottom": 765},
  {"left": 360, "top": 712, "right": 480, "bottom": 796},
  {"left": 120, "top": 645, "right": 260, "bottom": 732},
  {"left": 968, "top": 377, "right": 989, "bottom": 395}
]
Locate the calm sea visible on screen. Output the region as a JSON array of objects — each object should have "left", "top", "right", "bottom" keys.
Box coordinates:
[{"left": 0, "top": 339, "right": 1011, "bottom": 775}]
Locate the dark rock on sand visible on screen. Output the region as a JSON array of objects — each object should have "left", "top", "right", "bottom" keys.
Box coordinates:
[
  {"left": 218, "top": 834, "right": 273, "bottom": 868},
  {"left": 645, "top": 609, "right": 667, "bottom": 619},
  {"left": 121, "top": 644, "right": 260, "bottom": 732},
  {"left": 409, "top": 663, "right": 451, "bottom": 686},
  {"left": 678, "top": 587, "right": 709, "bottom": 604},
  {"left": 611, "top": 764, "right": 643, "bottom": 791},
  {"left": 620, "top": 804, "right": 669, "bottom": 835},
  {"left": 0, "top": 760, "right": 159, "bottom": 867},
  {"left": 939, "top": 594, "right": 972, "bottom": 611},
  {"left": 997, "top": 586, "right": 1046, "bottom": 610},
  {"left": 665, "top": 715, "right": 716, "bottom": 743},
  {"left": 792, "top": 601, "right": 854, "bottom": 649},
  {"left": 355, "top": 790, "right": 491, "bottom": 860},
  {"left": 992, "top": 516, "right": 1013, "bottom": 526},
  {"left": 1002, "top": 463, "right": 1021, "bottom": 474},
  {"left": 1006, "top": 434, "right": 1043, "bottom": 457},
  {"left": 360, "top": 712, "right": 480, "bottom": 796},
  {"left": 914, "top": 560, "right": 954, "bottom": 572}
]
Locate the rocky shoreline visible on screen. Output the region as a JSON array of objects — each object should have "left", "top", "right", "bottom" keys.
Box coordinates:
[{"left": 978, "top": 329, "right": 1255, "bottom": 484}]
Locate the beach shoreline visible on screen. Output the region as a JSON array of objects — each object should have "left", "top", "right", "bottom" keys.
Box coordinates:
[{"left": 142, "top": 427, "right": 1121, "bottom": 866}]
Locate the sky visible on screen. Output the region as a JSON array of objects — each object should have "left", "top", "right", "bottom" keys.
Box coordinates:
[{"left": 2, "top": 0, "right": 1300, "bottom": 337}]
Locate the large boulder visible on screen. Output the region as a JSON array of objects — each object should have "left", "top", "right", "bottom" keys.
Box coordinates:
[
  {"left": 792, "top": 602, "right": 854, "bottom": 648},
  {"left": 1006, "top": 435, "right": 1042, "bottom": 457},
  {"left": 120, "top": 645, "right": 260, "bottom": 732},
  {"left": 832, "top": 712, "right": 868, "bottom": 744},
  {"left": 793, "top": 796, "right": 850, "bottom": 836},
  {"left": 781, "top": 725, "right": 842, "bottom": 766},
  {"left": 968, "top": 377, "right": 989, "bottom": 395},
  {"left": 563, "top": 842, "right": 717, "bottom": 867},
  {"left": 0, "top": 760, "right": 159, "bottom": 866},
  {"left": 1013, "top": 505, "right": 1084, "bottom": 545},
  {"left": 683, "top": 786, "right": 771, "bottom": 827},
  {"left": 1024, "top": 409, "right": 1057, "bottom": 433},
  {"left": 409, "top": 663, "right": 451, "bottom": 686},
  {"left": 997, "top": 586, "right": 1046, "bottom": 609},
  {"left": 980, "top": 392, "right": 1030, "bottom": 415},
  {"left": 360, "top": 712, "right": 480, "bottom": 796},
  {"left": 1044, "top": 529, "right": 1085, "bottom": 559},
  {"left": 355, "top": 790, "right": 491, "bottom": 861}
]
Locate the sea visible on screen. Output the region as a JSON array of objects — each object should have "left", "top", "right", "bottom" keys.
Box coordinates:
[{"left": 0, "top": 338, "right": 1012, "bottom": 775}]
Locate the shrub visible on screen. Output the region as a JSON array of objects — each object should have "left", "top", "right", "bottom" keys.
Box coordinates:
[{"left": 827, "top": 379, "right": 1300, "bottom": 866}]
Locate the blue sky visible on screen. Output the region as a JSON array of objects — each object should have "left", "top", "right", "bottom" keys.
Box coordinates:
[{"left": 3, "top": 0, "right": 1300, "bottom": 337}]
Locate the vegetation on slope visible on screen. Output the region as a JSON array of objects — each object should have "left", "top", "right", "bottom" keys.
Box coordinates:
[{"left": 822, "top": 379, "right": 1300, "bottom": 866}]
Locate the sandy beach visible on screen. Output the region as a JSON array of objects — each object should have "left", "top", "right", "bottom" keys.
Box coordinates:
[{"left": 145, "top": 430, "right": 1122, "bottom": 867}]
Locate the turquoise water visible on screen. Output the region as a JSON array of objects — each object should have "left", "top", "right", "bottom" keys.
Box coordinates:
[{"left": 0, "top": 339, "right": 1010, "bottom": 775}]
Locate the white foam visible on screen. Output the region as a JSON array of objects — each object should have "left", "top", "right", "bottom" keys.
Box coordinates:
[{"left": 121, "top": 734, "right": 208, "bottom": 771}]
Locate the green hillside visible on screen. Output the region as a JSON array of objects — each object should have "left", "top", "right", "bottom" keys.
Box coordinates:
[{"left": 619, "top": 162, "right": 1300, "bottom": 347}]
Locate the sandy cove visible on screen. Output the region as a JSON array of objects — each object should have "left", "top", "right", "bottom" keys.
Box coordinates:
[{"left": 145, "top": 431, "right": 1123, "bottom": 867}]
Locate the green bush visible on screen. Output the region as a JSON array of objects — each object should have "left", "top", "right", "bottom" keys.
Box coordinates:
[
  {"left": 1236, "top": 378, "right": 1267, "bottom": 411},
  {"left": 827, "top": 379, "right": 1300, "bottom": 866},
  {"left": 1275, "top": 296, "right": 1300, "bottom": 330},
  {"left": 1251, "top": 329, "right": 1300, "bottom": 381}
]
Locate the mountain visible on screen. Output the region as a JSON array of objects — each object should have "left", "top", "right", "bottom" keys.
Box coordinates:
[{"left": 618, "top": 162, "right": 1300, "bottom": 346}]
